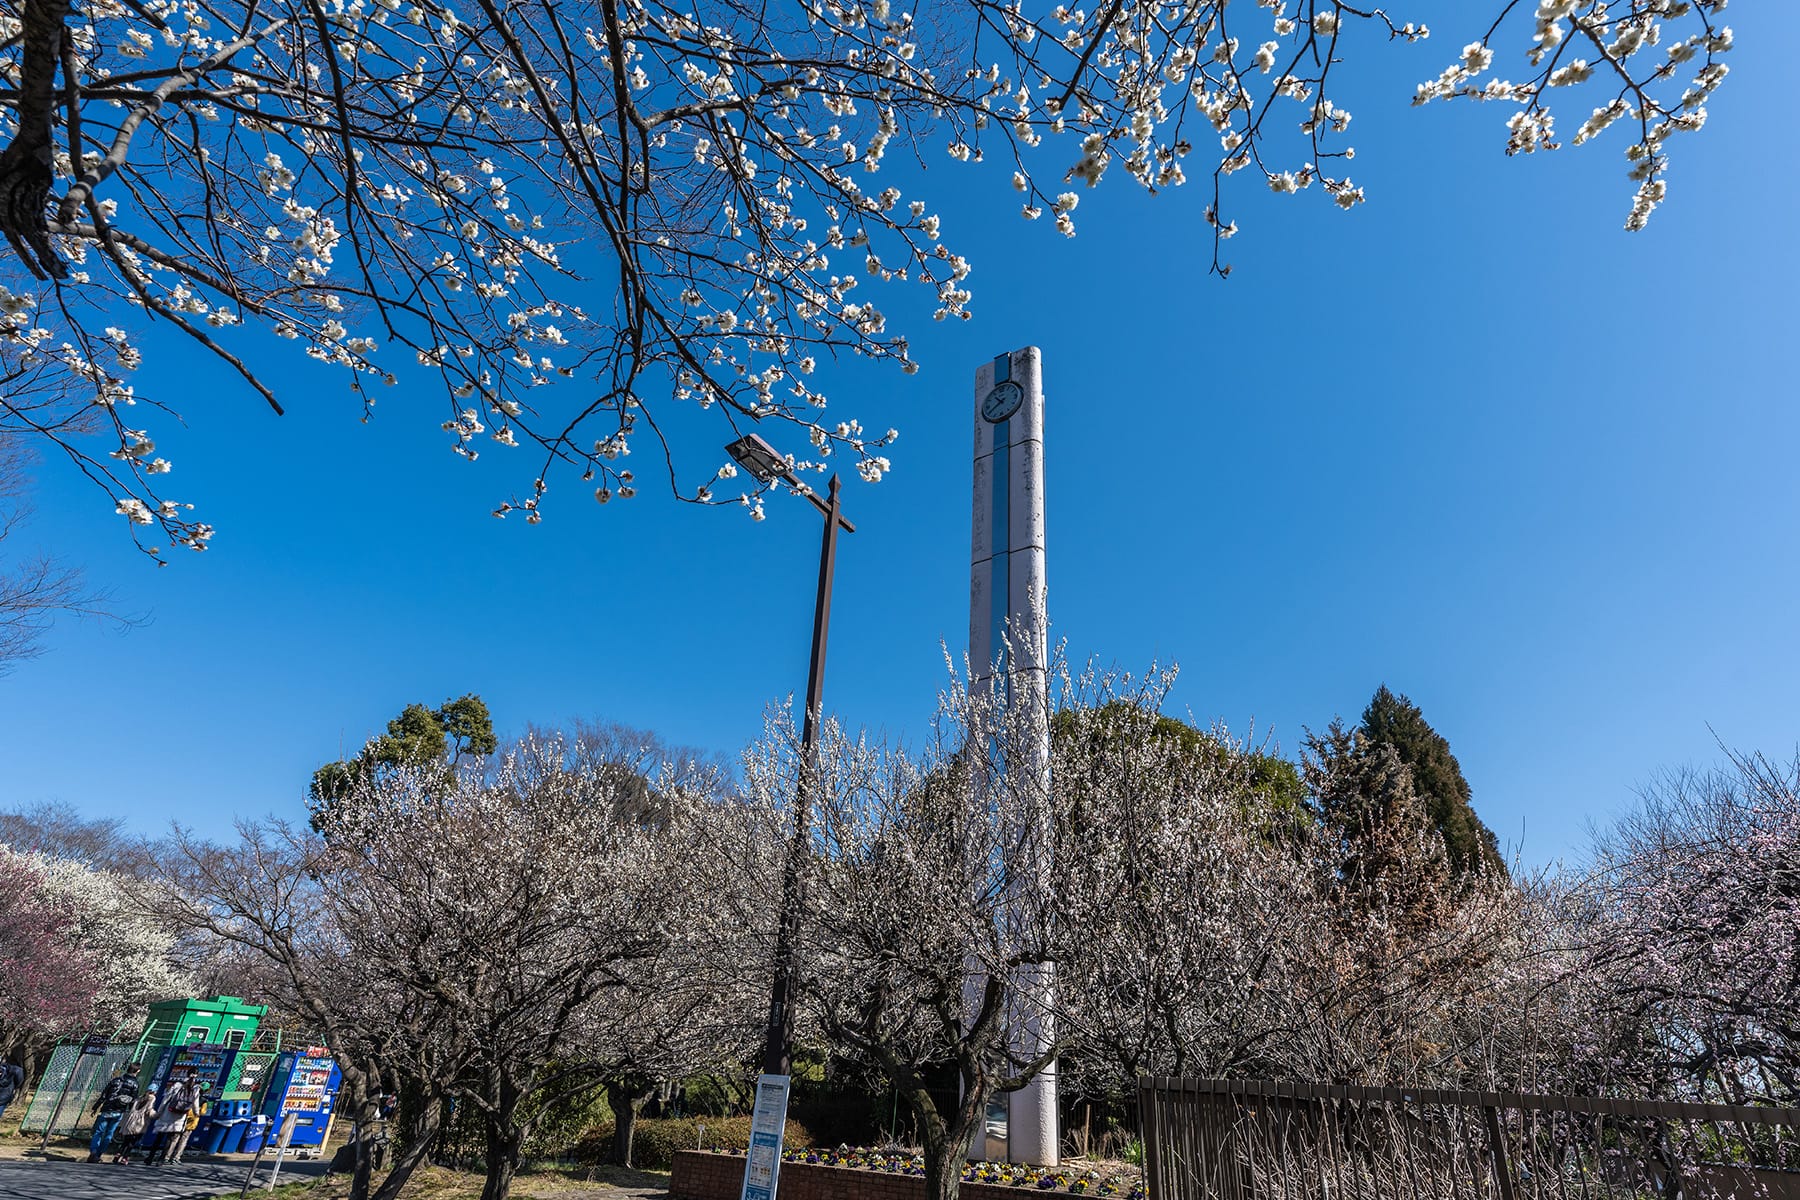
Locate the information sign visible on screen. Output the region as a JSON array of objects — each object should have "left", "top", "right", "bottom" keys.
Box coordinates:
[
  {"left": 79, "top": 1035, "right": 110, "bottom": 1056},
  {"left": 235, "top": 1055, "right": 271, "bottom": 1099},
  {"left": 739, "top": 1074, "right": 791, "bottom": 1200}
]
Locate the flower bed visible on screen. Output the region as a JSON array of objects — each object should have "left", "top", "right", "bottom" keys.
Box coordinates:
[{"left": 783, "top": 1146, "right": 1145, "bottom": 1198}]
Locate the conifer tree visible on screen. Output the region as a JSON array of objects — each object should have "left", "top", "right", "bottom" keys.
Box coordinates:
[{"left": 1358, "top": 686, "right": 1505, "bottom": 879}]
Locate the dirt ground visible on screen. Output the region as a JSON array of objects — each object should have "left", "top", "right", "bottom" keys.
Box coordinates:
[
  {"left": 0, "top": 1129, "right": 124, "bottom": 1162},
  {"left": 268, "top": 1163, "right": 671, "bottom": 1200}
]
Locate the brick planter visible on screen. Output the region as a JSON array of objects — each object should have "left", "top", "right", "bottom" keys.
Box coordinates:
[{"left": 671, "top": 1151, "right": 1060, "bottom": 1200}]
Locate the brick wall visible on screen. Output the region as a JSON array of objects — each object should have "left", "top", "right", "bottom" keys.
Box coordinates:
[{"left": 671, "top": 1151, "right": 1035, "bottom": 1200}]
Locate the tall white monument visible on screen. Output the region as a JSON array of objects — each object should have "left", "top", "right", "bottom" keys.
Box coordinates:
[{"left": 969, "top": 346, "right": 1058, "bottom": 1167}]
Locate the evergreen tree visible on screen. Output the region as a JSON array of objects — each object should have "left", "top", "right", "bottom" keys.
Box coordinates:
[
  {"left": 1050, "top": 702, "right": 1306, "bottom": 831},
  {"left": 310, "top": 694, "right": 497, "bottom": 829},
  {"left": 1357, "top": 686, "right": 1504, "bottom": 880},
  {"left": 1302, "top": 720, "right": 1451, "bottom": 928}
]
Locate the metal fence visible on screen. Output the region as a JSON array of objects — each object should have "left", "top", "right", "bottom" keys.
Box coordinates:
[
  {"left": 1139, "top": 1077, "right": 1800, "bottom": 1200},
  {"left": 16, "top": 1043, "right": 139, "bottom": 1136}
]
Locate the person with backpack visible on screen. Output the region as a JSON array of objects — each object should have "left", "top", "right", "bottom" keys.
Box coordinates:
[
  {"left": 0, "top": 1060, "right": 25, "bottom": 1126},
  {"left": 113, "top": 1086, "right": 157, "bottom": 1164},
  {"left": 87, "top": 1063, "right": 141, "bottom": 1163},
  {"left": 145, "top": 1077, "right": 194, "bottom": 1165},
  {"left": 167, "top": 1083, "right": 207, "bottom": 1164}
]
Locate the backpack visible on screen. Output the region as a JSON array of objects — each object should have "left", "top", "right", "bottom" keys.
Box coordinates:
[
  {"left": 168, "top": 1086, "right": 192, "bottom": 1115},
  {"left": 99, "top": 1075, "right": 140, "bottom": 1113}
]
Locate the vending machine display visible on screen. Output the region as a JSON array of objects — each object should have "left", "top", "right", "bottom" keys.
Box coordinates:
[
  {"left": 258, "top": 1047, "right": 341, "bottom": 1154},
  {"left": 144, "top": 1041, "right": 239, "bottom": 1105}
]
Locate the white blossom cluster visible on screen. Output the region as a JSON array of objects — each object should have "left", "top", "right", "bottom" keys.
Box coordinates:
[
  {"left": 1412, "top": 0, "right": 1733, "bottom": 230},
  {"left": 0, "top": 0, "right": 1739, "bottom": 541},
  {"left": 1, "top": 843, "right": 192, "bottom": 1031}
]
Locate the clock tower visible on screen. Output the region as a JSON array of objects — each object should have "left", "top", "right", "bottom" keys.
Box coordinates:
[{"left": 969, "top": 346, "right": 1057, "bottom": 1167}]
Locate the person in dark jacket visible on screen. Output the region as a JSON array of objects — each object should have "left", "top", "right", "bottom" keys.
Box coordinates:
[
  {"left": 87, "top": 1064, "right": 142, "bottom": 1163},
  {"left": 0, "top": 1061, "right": 25, "bottom": 1125}
]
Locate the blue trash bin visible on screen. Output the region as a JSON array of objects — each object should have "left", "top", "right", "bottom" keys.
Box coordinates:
[
  {"left": 240, "top": 1116, "right": 271, "bottom": 1155},
  {"left": 202, "top": 1120, "right": 240, "bottom": 1155}
]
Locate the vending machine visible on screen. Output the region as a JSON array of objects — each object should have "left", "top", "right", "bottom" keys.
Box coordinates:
[
  {"left": 257, "top": 1046, "right": 341, "bottom": 1154},
  {"left": 143, "top": 1041, "right": 240, "bottom": 1107}
]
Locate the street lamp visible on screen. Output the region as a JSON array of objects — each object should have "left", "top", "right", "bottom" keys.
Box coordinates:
[{"left": 725, "top": 433, "right": 855, "bottom": 1078}]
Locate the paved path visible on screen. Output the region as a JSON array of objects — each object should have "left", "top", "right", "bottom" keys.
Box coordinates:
[{"left": 0, "top": 1157, "right": 328, "bottom": 1200}]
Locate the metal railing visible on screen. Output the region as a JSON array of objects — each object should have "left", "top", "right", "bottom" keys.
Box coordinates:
[{"left": 1139, "top": 1077, "right": 1800, "bottom": 1200}]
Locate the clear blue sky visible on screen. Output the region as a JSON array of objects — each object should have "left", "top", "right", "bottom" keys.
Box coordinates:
[{"left": 3, "top": 7, "right": 1795, "bottom": 865}]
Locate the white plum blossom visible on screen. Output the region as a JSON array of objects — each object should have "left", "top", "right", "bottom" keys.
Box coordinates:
[{"left": 0, "top": 0, "right": 1740, "bottom": 545}]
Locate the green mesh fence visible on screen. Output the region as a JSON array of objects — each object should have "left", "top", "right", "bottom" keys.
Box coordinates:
[{"left": 18, "top": 1043, "right": 139, "bottom": 1136}]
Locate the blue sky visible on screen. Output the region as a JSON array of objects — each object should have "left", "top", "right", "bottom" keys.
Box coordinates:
[{"left": 3, "top": 5, "right": 1796, "bottom": 865}]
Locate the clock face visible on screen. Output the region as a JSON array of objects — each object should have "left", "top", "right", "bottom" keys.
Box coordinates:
[{"left": 982, "top": 380, "right": 1024, "bottom": 423}]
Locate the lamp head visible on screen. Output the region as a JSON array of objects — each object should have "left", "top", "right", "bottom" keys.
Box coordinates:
[{"left": 725, "top": 433, "right": 789, "bottom": 484}]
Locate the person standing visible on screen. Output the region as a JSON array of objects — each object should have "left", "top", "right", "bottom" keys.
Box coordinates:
[
  {"left": 0, "top": 1060, "right": 25, "bottom": 1126},
  {"left": 168, "top": 1085, "right": 206, "bottom": 1164},
  {"left": 146, "top": 1077, "right": 194, "bottom": 1165},
  {"left": 113, "top": 1087, "right": 157, "bottom": 1164},
  {"left": 86, "top": 1064, "right": 141, "bottom": 1163}
]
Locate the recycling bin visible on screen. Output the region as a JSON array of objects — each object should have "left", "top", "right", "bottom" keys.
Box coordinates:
[
  {"left": 202, "top": 1119, "right": 243, "bottom": 1155},
  {"left": 240, "top": 1115, "right": 271, "bottom": 1154}
]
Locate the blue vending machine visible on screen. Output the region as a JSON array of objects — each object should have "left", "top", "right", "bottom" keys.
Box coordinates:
[
  {"left": 258, "top": 1047, "right": 341, "bottom": 1156},
  {"left": 144, "top": 1040, "right": 241, "bottom": 1101},
  {"left": 137, "top": 1041, "right": 241, "bottom": 1152}
]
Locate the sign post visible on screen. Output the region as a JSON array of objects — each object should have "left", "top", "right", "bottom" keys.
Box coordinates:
[
  {"left": 239, "top": 1136, "right": 271, "bottom": 1198},
  {"left": 265, "top": 1112, "right": 300, "bottom": 1190},
  {"left": 738, "top": 1075, "right": 791, "bottom": 1200}
]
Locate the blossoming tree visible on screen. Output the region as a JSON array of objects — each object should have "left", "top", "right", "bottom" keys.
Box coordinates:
[
  {"left": 0, "top": 0, "right": 1736, "bottom": 551},
  {"left": 1054, "top": 701, "right": 1542, "bottom": 1099},
  {"left": 162, "top": 724, "right": 763, "bottom": 1200},
  {"left": 0, "top": 848, "right": 101, "bottom": 1062},
  {"left": 1578, "top": 751, "right": 1800, "bottom": 1103},
  {"left": 0, "top": 839, "right": 188, "bottom": 1069},
  {"left": 736, "top": 670, "right": 1061, "bottom": 1200}
]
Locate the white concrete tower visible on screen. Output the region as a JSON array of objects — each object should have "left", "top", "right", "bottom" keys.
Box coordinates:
[{"left": 969, "top": 346, "right": 1058, "bottom": 1167}]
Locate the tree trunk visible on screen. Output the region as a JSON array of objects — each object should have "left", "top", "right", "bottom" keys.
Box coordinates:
[
  {"left": 371, "top": 1090, "right": 442, "bottom": 1200},
  {"left": 481, "top": 1114, "right": 523, "bottom": 1200},
  {"left": 349, "top": 1120, "right": 376, "bottom": 1200},
  {"left": 0, "top": 0, "right": 72, "bottom": 277},
  {"left": 918, "top": 1085, "right": 984, "bottom": 1200},
  {"left": 343, "top": 1075, "right": 383, "bottom": 1200},
  {"left": 922, "top": 1124, "right": 972, "bottom": 1200},
  {"left": 605, "top": 1082, "right": 645, "bottom": 1167}
]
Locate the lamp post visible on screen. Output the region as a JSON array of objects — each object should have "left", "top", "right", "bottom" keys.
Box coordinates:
[{"left": 724, "top": 433, "right": 855, "bottom": 1078}]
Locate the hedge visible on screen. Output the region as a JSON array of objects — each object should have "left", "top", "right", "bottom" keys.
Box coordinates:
[{"left": 574, "top": 1116, "right": 817, "bottom": 1169}]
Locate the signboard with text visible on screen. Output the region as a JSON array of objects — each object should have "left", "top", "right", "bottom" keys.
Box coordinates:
[{"left": 738, "top": 1074, "right": 791, "bottom": 1200}]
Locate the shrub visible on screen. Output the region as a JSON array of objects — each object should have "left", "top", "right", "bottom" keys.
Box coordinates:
[{"left": 572, "top": 1116, "right": 816, "bottom": 1169}]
